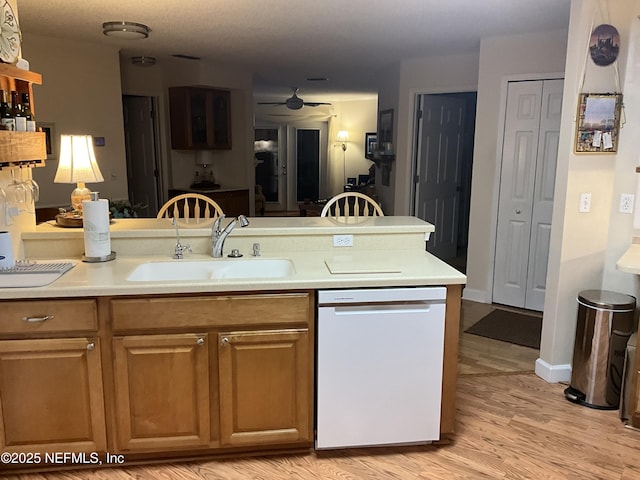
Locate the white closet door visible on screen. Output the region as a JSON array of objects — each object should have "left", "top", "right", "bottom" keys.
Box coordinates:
[
  {"left": 493, "top": 79, "right": 563, "bottom": 311},
  {"left": 493, "top": 81, "right": 543, "bottom": 308},
  {"left": 524, "top": 79, "right": 563, "bottom": 311}
]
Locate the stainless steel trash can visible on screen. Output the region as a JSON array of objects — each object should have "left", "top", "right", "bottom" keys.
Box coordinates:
[{"left": 564, "top": 290, "right": 636, "bottom": 409}]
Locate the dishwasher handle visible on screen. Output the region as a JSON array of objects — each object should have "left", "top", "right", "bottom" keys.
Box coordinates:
[{"left": 322, "top": 302, "right": 442, "bottom": 316}]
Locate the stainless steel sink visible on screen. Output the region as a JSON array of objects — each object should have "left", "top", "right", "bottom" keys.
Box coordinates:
[{"left": 127, "top": 258, "right": 295, "bottom": 282}]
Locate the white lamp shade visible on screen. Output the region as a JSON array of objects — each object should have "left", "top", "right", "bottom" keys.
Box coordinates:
[
  {"left": 54, "top": 135, "right": 105, "bottom": 184},
  {"left": 337, "top": 130, "right": 349, "bottom": 142}
]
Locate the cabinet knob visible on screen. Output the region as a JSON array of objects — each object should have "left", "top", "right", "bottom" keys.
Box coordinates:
[
  {"left": 515, "top": 209, "right": 522, "bottom": 214},
  {"left": 221, "top": 337, "right": 229, "bottom": 346},
  {"left": 86, "top": 342, "right": 95, "bottom": 351},
  {"left": 22, "top": 314, "right": 54, "bottom": 323},
  {"left": 196, "top": 337, "right": 205, "bottom": 346}
]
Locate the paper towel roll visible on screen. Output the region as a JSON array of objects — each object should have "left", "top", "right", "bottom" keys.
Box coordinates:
[
  {"left": 82, "top": 198, "right": 111, "bottom": 259},
  {"left": 0, "top": 231, "right": 14, "bottom": 269}
]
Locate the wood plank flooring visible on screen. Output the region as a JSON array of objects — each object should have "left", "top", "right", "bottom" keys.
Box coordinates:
[
  {"left": 458, "top": 300, "right": 541, "bottom": 376},
  {"left": 7, "top": 301, "right": 640, "bottom": 480}
]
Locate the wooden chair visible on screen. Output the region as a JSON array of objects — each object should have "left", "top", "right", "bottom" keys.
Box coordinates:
[
  {"left": 320, "top": 192, "right": 384, "bottom": 218},
  {"left": 157, "top": 193, "right": 224, "bottom": 226}
]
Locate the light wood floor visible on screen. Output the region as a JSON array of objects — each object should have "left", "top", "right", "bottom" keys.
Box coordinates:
[
  {"left": 458, "top": 300, "right": 541, "bottom": 376},
  {"left": 9, "top": 301, "right": 640, "bottom": 480}
]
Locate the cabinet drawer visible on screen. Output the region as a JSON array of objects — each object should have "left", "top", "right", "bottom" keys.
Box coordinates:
[
  {"left": 0, "top": 299, "right": 98, "bottom": 335},
  {"left": 111, "top": 292, "right": 312, "bottom": 332}
]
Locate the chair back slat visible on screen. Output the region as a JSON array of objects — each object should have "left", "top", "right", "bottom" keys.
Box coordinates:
[
  {"left": 157, "top": 193, "right": 224, "bottom": 227},
  {"left": 320, "top": 192, "right": 383, "bottom": 218}
]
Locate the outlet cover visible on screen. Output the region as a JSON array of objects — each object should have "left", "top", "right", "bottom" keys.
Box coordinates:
[
  {"left": 620, "top": 193, "right": 634, "bottom": 214},
  {"left": 333, "top": 234, "right": 353, "bottom": 247},
  {"left": 579, "top": 193, "right": 591, "bottom": 213}
]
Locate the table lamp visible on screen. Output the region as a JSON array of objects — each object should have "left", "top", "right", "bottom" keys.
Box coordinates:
[{"left": 54, "top": 135, "right": 104, "bottom": 212}]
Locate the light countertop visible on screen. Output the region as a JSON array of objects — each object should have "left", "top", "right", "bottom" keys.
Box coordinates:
[{"left": 1, "top": 216, "right": 465, "bottom": 299}]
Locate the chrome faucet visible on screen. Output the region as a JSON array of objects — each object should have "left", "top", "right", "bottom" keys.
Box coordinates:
[
  {"left": 211, "top": 214, "right": 249, "bottom": 257},
  {"left": 171, "top": 218, "right": 191, "bottom": 259}
]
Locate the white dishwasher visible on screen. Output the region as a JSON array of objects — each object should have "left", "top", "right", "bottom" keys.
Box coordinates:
[{"left": 316, "top": 287, "right": 446, "bottom": 449}]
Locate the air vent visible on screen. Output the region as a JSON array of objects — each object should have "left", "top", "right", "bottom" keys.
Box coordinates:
[{"left": 172, "top": 54, "right": 201, "bottom": 60}]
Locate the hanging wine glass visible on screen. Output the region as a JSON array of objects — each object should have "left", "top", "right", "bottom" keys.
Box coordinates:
[
  {"left": 6, "top": 167, "right": 29, "bottom": 206},
  {"left": 20, "top": 164, "right": 39, "bottom": 203},
  {"left": 0, "top": 186, "right": 6, "bottom": 224}
]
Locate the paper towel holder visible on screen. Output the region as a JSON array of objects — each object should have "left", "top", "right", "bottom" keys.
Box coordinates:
[{"left": 82, "top": 192, "right": 116, "bottom": 263}]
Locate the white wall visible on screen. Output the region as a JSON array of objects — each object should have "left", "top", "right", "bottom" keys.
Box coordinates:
[
  {"left": 538, "top": 0, "right": 637, "bottom": 381},
  {"left": 22, "top": 34, "right": 129, "bottom": 208},
  {"left": 464, "top": 29, "right": 568, "bottom": 303}
]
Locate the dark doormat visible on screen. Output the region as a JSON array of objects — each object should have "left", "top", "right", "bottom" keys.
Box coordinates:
[{"left": 465, "top": 309, "right": 542, "bottom": 349}]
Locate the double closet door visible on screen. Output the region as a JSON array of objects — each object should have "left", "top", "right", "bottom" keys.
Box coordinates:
[{"left": 493, "top": 79, "right": 563, "bottom": 311}]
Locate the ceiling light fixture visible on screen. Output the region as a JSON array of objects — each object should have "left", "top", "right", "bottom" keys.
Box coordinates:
[
  {"left": 102, "top": 21, "right": 151, "bottom": 40},
  {"left": 131, "top": 56, "right": 156, "bottom": 66}
]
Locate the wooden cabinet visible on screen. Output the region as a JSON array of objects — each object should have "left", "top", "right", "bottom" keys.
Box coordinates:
[
  {"left": 169, "top": 86, "right": 231, "bottom": 150},
  {"left": 112, "top": 333, "right": 210, "bottom": 451},
  {"left": 109, "top": 291, "right": 314, "bottom": 453},
  {"left": 0, "top": 298, "right": 106, "bottom": 455},
  {"left": 169, "top": 188, "right": 250, "bottom": 217},
  {"left": 0, "top": 64, "right": 47, "bottom": 167},
  {"left": 218, "top": 329, "right": 312, "bottom": 446}
]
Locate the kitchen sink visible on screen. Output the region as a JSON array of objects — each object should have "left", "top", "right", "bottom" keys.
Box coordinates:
[{"left": 127, "top": 258, "right": 295, "bottom": 282}]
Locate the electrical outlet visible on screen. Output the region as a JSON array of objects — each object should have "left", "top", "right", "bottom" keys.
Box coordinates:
[
  {"left": 620, "top": 193, "right": 635, "bottom": 214},
  {"left": 333, "top": 234, "right": 353, "bottom": 247},
  {"left": 579, "top": 193, "right": 591, "bottom": 213}
]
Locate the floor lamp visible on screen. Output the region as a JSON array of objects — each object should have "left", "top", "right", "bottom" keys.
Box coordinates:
[{"left": 337, "top": 130, "right": 349, "bottom": 187}]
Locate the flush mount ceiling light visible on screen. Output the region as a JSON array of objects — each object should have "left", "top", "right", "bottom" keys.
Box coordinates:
[
  {"left": 131, "top": 56, "right": 156, "bottom": 66},
  {"left": 102, "top": 21, "right": 150, "bottom": 40}
]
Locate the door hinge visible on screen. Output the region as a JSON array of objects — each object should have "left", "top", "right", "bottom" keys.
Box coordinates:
[
  {"left": 416, "top": 109, "right": 423, "bottom": 120},
  {"left": 414, "top": 175, "right": 420, "bottom": 184}
]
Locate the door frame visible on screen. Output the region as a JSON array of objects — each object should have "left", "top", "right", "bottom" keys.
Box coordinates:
[
  {"left": 255, "top": 124, "right": 287, "bottom": 212},
  {"left": 409, "top": 89, "right": 476, "bottom": 261},
  {"left": 286, "top": 121, "right": 328, "bottom": 211},
  {"left": 486, "top": 73, "right": 565, "bottom": 304},
  {"left": 122, "top": 90, "right": 169, "bottom": 207}
]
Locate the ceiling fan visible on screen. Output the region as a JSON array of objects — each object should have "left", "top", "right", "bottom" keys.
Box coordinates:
[{"left": 257, "top": 88, "right": 331, "bottom": 110}]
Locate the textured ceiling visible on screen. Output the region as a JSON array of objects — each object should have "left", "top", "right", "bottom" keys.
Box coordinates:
[{"left": 17, "top": 0, "right": 570, "bottom": 103}]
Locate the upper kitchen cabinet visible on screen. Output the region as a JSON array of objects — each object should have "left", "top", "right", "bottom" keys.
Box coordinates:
[{"left": 169, "top": 86, "right": 232, "bottom": 150}]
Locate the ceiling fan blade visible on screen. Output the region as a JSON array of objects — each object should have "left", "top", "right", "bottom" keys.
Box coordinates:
[{"left": 304, "top": 102, "right": 332, "bottom": 107}]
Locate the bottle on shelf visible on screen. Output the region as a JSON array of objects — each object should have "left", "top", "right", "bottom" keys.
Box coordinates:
[
  {"left": 11, "top": 90, "right": 25, "bottom": 132},
  {"left": 0, "top": 90, "right": 14, "bottom": 131},
  {"left": 21, "top": 93, "right": 35, "bottom": 132}
]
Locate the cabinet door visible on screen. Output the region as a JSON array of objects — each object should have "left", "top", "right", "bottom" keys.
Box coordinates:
[
  {"left": 112, "top": 333, "right": 210, "bottom": 451},
  {"left": 211, "top": 89, "right": 231, "bottom": 148},
  {"left": 0, "top": 338, "right": 106, "bottom": 454},
  {"left": 218, "top": 329, "right": 312, "bottom": 446},
  {"left": 169, "top": 87, "right": 231, "bottom": 150}
]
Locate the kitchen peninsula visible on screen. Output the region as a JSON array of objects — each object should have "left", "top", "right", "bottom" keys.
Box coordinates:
[{"left": 0, "top": 216, "right": 465, "bottom": 473}]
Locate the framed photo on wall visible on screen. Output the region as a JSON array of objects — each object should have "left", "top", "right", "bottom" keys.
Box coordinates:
[
  {"left": 574, "top": 93, "right": 623, "bottom": 153},
  {"left": 365, "top": 132, "right": 377, "bottom": 156}
]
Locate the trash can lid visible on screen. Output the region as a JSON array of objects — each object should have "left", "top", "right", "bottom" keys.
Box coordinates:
[{"left": 578, "top": 289, "right": 636, "bottom": 310}]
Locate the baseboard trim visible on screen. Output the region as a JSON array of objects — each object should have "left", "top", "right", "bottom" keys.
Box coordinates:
[
  {"left": 535, "top": 358, "right": 571, "bottom": 383},
  {"left": 462, "top": 288, "right": 488, "bottom": 303}
]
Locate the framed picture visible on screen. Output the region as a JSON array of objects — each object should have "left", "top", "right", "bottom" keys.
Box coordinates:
[
  {"left": 378, "top": 109, "right": 394, "bottom": 155},
  {"left": 575, "top": 93, "right": 623, "bottom": 153},
  {"left": 365, "top": 132, "right": 377, "bottom": 156},
  {"left": 37, "top": 122, "right": 55, "bottom": 160}
]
